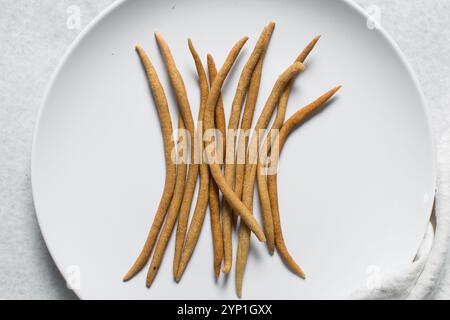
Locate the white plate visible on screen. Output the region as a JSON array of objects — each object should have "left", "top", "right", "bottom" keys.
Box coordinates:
[{"left": 32, "top": 0, "right": 436, "bottom": 299}]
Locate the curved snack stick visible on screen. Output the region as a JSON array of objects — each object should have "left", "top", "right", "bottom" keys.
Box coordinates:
[
  {"left": 267, "top": 86, "right": 342, "bottom": 278},
  {"left": 296, "top": 35, "right": 321, "bottom": 64},
  {"left": 235, "top": 61, "right": 305, "bottom": 297},
  {"left": 233, "top": 21, "right": 275, "bottom": 224},
  {"left": 146, "top": 117, "right": 188, "bottom": 287},
  {"left": 203, "top": 37, "right": 266, "bottom": 242},
  {"left": 123, "top": 46, "right": 177, "bottom": 281},
  {"left": 258, "top": 35, "right": 321, "bottom": 254},
  {"left": 265, "top": 36, "right": 321, "bottom": 148},
  {"left": 207, "top": 55, "right": 225, "bottom": 278},
  {"left": 222, "top": 22, "right": 275, "bottom": 274},
  {"left": 174, "top": 40, "right": 210, "bottom": 282},
  {"left": 154, "top": 33, "right": 200, "bottom": 277},
  {"left": 207, "top": 55, "right": 227, "bottom": 153}
]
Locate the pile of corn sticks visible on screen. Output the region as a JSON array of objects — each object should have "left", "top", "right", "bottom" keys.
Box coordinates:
[{"left": 123, "top": 21, "right": 341, "bottom": 298}]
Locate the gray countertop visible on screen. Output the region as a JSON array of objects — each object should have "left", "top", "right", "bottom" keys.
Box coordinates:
[{"left": 1, "top": 0, "right": 449, "bottom": 299}]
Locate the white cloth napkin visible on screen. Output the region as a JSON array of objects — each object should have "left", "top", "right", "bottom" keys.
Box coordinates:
[{"left": 351, "top": 130, "right": 450, "bottom": 299}]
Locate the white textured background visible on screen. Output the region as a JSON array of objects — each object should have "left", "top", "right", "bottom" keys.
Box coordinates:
[{"left": 0, "top": 0, "right": 449, "bottom": 299}]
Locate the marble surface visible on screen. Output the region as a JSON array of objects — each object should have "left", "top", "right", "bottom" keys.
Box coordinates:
[{"left": 0, "top": 0, "right": 449, "bottom": 299}]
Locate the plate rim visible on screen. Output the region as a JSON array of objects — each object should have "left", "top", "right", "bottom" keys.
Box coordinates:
[{"left": 31, "top": 0, "right": 437, "bottom": 299}]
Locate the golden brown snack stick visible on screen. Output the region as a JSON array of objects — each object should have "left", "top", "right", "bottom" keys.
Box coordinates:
[
  {"left": 203, "top": 37, "right": 266, "bottom": 242},
  {"left": 145, "top": 117, "right": 188, "bottom": 287},
  {"left": 154, "top": 33, "right": 200, "bottom": 277},
  {"left": 207, "top": 55, "right": 225, "bottom": 278},
  {"left": 235, "top": 61, "right": 305, "bottom": 297},
  {"left": 174, "top": 40, "right": 210, "bottom": 282},
  {"left": 296, "top": 35, "right": 321, "bottom": 64},
  {"left": 207, "top": 55, "right": 227, "bottom": 153},
  {"left": 258, "top": 35, "right": 321, "bottom": 255},
  {"left": 266, "top": 36, "right": 321, "bottom": 148},
  {"left": 267, "top": 86, "right": 341, "bottom": 278},
  {"left": 123, "top": 46, "right": 177, "bottom": 282},
  {"left": 188, "top": 39, "right": 209, "bottom": 123},
  {"left": 233, "top": 21, "right": 275, "bottom": 224},
  {"left": 256, "top": 142, "right": 276, "bottom": 254},
  {"left": 231, "top": 24, "right": 277, "bottom": 230},
  {"left": 222, "top": 22, "right": 275, "bottom": 274}
]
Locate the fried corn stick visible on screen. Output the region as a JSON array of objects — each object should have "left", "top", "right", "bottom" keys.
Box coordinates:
[
  {"left": 258, "top": 35, "right": 321, "bottom": 255},
  {"left": 267, "top": 86, "right": 341, "bottom": 278},
  {"left": 265, "top": 35, "right": 320, "bottom": 148},
  {"left": 232, "top": 22, "right": 275, "bottom": 228},
  {"left": 207, "top": 55, "right": 226, "bottom": 278},
  {"left": 174, "top": 40, "right": 210, "bottom": 282},
  {"left": 123, "top": 46, "right": 177, "bottom": 281},
  {"left": 154, "top": 33, "right": 200, "bottom": 278},
  {"left": 203, "top": 37, "right": 266, "bottom": 242},
  {"left": 146, "top": 117, "right": 188, "bottom": 287},
  {"left": 235, "top": 62, "right": 305, "bottom": 297},
  {"left": 222, "top": 22, "right": 275, "bottom": 274}
]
